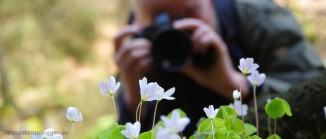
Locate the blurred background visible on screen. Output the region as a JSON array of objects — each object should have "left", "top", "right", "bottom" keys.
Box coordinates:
[{"left": 0, "top": 0, "right": 325, "bottom": 138}]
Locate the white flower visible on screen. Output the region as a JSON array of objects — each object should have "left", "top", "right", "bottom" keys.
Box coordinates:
[
  {"left": 233, "top": 90, "right": 241, "bottom": 100},
  {"left": 31, "top": 128, "right": 63, "bottom": 139},
  {"left": 139, "top": 77, "right": 162, "bottom": 101},
  {"left": 66, "top": 107, "right": 83, "bottom": 123},
  {"left": 159, "top": 87, "right": 175, "bottom": 101},
  {"left": 156, "top": 127, "right": 179, "bottom": 139},
  {"left": 324, "top": 106, "right": 326, "bottom": 119},
  {"left": 160, "top": 110, "right": 190, "bottom": 133},
  {"left": 98, "top": 76, "right": 120, "bottom": 96},
  {"left": 203, "top": 105, "right": 218, "bottom": 119},
  {"left": 121, "top": 121, "right": 141, "bottom": 139},
  {"left": 229, "top": 100, "right": 248, "bottom": 116},
  {"left": 238, "top": 58, "right": 259, "bottom": 75},
  {"left": 247, "top": 70, "right": 266, "bottom": 86}
]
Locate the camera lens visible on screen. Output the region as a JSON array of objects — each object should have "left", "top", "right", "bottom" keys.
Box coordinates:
[{"left": 152, "top": 29, "right": 192, "bottom": 71}]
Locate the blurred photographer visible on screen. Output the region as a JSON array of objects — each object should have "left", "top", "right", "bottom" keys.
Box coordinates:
[{"left": 113, "top": 0, "right": 324, "bottom": 135}]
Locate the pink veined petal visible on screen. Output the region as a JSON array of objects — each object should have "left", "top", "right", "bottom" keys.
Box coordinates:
[
  {"left": 139, "top": 77, "right": 147, "bottom": 90},
  {"left": 114, "top": 82, "right": 121, "bottom": 93},
  {"left": 203, "top": 107, "right": 209, "bottom": 118},
  {"left": 164, "top": 97, "right": 175, "bottom": 100},
  {"left": 98, "top": 82, "right": 109, "bottom": 95},
  {"left": 134, "top": 122, "right": 141, "bottom": 137},
  {"left": 66, "top": 113, "right": 73, "bottom": 121},
  {"left": 247, "top": 58, "right": 254, "bottom": 65},
  {"left": 121, "top": 130, "right": 130, "bottom": 138},
  {"left": 67, "top": 107, "right": 79, "bottom": 117},
  {"left": 162, "top": 87, "right": 175, "bottom": 99},
  {"left": 249, "top": 64, "right": 260, "bottom": 73},
  {"left": 76, "top": 113, "right": 83, "bottom": 122},
  {"left": 214, "top": 109, "right": 219, "bottom": 117},
  {"left": 160, "top": 116, "right": 171, "bottom": 125},
  {"left": 176, "top": 118, "right": 190, "bottom": 132},
  {"left": 107, "top": 77, "right": 116, "bottom": 92}
]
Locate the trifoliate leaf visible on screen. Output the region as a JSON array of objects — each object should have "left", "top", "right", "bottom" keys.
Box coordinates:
[
  {"left": 107, "top": 125, "right": 126, "bottom": 139},
  {"left": 198, "top": 118, "right": 226, "bottom": 135},
  {"left": 217, "top": 106, "right": 236, "bottom": 120},
  {"left": 139, "top": 129, "right": 156, "bottom": 139},
  {"left": 267, "top": 134, "right": 281, "bottom": 139},
  {"left": 265, "top": 98, "right": 285, "bottom": 119},
  {"left": 226, "top": 130, "right": 241, "bottom": 139},
  {"left": 244, "top": 123, "right": 257, "bottom": 137},
  {"left": 247, "top": 135, "right": 262, "bottom": 139},
  {"left": 225, "top": 117, "right": 244, "bottom": 135},
  {"left": 96, "top": 123, "right": 121, "bottom": 139},
  {"left": 279, "top": 98, "right": 292, "bottom": 116}
]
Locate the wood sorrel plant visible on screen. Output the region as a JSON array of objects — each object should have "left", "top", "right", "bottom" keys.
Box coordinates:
[
  {"left": 265, "top": 97, "right": 292, "bottom": 139},
  {"left": 66, "top": 107, "right": 83, "bottom": 139},
  {"left": 238, "top": 58, "right": 259, "bottom": 138},
  {"left": 94, "top": 58, "right": 293, "bottom": 139},
  {"left": 98, "top": 76, "right": 121, "bottom": 121}
]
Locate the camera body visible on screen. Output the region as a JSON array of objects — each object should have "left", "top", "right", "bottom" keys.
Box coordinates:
[{"left": 136, "top": 13, "right": 216, "bottom": 71}]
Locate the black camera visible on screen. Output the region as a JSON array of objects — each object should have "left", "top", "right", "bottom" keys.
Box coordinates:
[{"left": 136, "top": 13, "right": 216, "bottom": 71}]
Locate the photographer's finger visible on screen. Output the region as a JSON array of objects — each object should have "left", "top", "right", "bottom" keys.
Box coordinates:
[
  {"left": 173, "top": 18, "right": 203, "bottom": 31},
  {"left": 196, "top": 33, "right": 214, "bottom": 54},
  {"left": 120, "top": 48, "right": 151, "bottom": 71},
  {"left": 113, "top": 25, "right": 140, "bottom": 51},
  {"left": 135, "top": 57, "right": 153, "bottom": 74},
  {"left": 115, "top": 39, "right": 150, "bottom": 64},
  {"left": 192, "top": 27, "right": 207, "bottom": 52}
]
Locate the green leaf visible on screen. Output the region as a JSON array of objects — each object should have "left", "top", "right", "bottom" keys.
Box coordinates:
[
  {"left": 198, "top": 118, "right": 226, "bottom": 135},
  {"left": 106, "top": 125, "right": 126, "bottom": 139},
  {"left": 244, "top": 123, "right": 257, "bottom": 137},
  {"left": 217, "top": 106, "right": 236, "bottom": 120},
  {"left": 225, "top": 117, "right": 244, "bottom": 135},
  {"left": 266, "top": 134, "right": 281, "bottom": 139},
  {"left": 265, "top": 98, "right": 285, "bottom": 119},
  {"left": 207, "top": 133, "right": 226, "bottom": 139},
  {"left": 96, "top": 123, "right": 123, "bottom": 139},
  {"left": 108, "top": 125, "right": 126, "bottom": 139},
  {"left": 139, "top": 129, "right": 156, "bottom": 139},
  {"left": 226, "top": 130, "right": 241, "bottom": 139},
  {"left": 279, "top": 98, "right": 292, "bottom": 116},
  {"left": 246, "top": 135, "right": 262, "bottom": 139}
]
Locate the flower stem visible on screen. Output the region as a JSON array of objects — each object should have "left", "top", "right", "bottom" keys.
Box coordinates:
[
  {"left": 211, "top": 119, "right": 215, "bottom": 139},
  {"left": 138, "top": 102, "right": 143, "bottom": 122},
  {"left": 71, "top": 122, "right": 74, "bottom": 139},
  {"left": 267, "top": 117, "right": 271, "bottom": 135},
  {"left": 233, "top": 99, "right": 236, "bottom": 131},
  {"left": 253, "top": 86, "right": 259, "bottom": 136},
  {"left": 274, "top": 119, "right": 277, "bottom": 139},
  {"left": 136, "top": 102, "right": 141, "bottom": 121},
  {"left": 239, "top": 84, "right": 246, "bottom": 138},
  {"left": 152, "top": 100, "right": 159, "bottom": 130},
  {"left": 111, "top": 95, "right": 117, "bottom": 122}
]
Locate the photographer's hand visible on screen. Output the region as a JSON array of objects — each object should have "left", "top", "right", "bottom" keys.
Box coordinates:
[
  {"left": 114, "top": 25, "right": 153, "bottom": 115},
  {"left": 173, "top": 18, "right": 249, "bottom": 100}
]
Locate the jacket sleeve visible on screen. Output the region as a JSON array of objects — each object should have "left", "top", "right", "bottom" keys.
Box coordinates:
[{"left": 235, "top": 0, "right": 325, "bottom": 92}]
